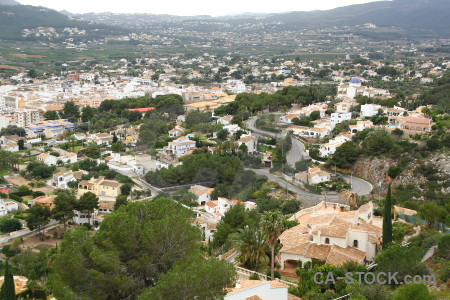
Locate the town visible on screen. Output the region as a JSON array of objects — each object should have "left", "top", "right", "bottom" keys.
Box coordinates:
[{"left": 0, "top": 0, "right": 449, "bottom": 299}]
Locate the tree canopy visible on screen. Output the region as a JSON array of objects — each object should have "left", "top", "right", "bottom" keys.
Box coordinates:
[{"left": 50, "top": 198, "right": 236, "bottom": 299}]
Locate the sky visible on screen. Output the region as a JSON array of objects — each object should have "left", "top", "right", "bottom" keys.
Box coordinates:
[{"left": 17, "top": 0, "right": 383, "bottom": 16}]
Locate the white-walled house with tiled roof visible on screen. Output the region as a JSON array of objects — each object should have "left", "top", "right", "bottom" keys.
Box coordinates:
[{"left": 279, "top": 201, "right": 380, "bottom": 271}]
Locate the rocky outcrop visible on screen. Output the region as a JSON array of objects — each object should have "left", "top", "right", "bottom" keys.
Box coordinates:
[{"left": 350, "top": 152, "right": 450, "bottom": 198}]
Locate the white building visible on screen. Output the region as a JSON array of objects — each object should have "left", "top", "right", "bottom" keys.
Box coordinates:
[
  {"left": 188, "top": 185, "right": 214, "bottom": 206},
  {"left": 166, "top": 137, "right": 197, "bottom": 157},
  {"left": 36, "top": 152, "right": 77, "bottom": 166},
  {"left": 348, "top": 120, "right": 374, "bottom": 134},
  {"left": 0, "top": 199, "right": 19, "bottom": 216},
  {"left": 52, "top": 170, "right": 87, "bottom": 188},
  {"left": 238, "top": 135, "right": 258, "bottom": 154},
  {"left": 319, "top": 135, "right": 351, "bottom": 157},
  {"left": 360, "top": 104, "right": 382, "bottom": 118},
  {"left": 330, "top": 112, "right": 352, "bottom": 124},
  {"left": 225, "top": 280, "right": 289, "bottom": 300}
]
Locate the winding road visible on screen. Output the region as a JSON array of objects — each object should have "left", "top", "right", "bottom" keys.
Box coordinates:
[{"left": 246, "top": 116, "right": 372, "bottom": 207}]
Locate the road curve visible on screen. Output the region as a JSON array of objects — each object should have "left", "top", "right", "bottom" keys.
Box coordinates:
[{"left": 246, "top": 115, "right": 373, "bottom": 200}]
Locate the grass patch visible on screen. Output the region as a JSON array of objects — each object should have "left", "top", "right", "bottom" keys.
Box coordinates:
[{"left": 0, "top": 167, "right": 11, "bottom": 177}]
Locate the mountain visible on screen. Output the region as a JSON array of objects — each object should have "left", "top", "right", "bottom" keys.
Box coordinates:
[
  {"left": 0, "top": 0, "right": 20, "bottom": 5},
  {"left": 0, "top": 4, "right": 128, "bottom": 40},
  {"left": 264, "top": 0, "right": 450, "bottom": 36}
]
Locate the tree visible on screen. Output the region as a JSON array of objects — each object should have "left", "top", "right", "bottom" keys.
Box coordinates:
[
  {"left": 261, "top": 210, "right": 285, "bottom": 280},
  {"left": 76, "top": 192, "right": 99, "bottom": 226},
  {"left": 112, "top": 132, "right": 118, "bottom": 143},
  {"left": 0, "top": 261, "right": 16, "bottom": 300},
  {"left": 17, "top": 139, "right": 24, "bottom": 151},
  {"left": 138, "top": 257, "right": 236, "bottom": 300},
  {"left": 217, "top": 129, "right": 229, "bottom": 141},
  {"left": 234, "top": 226, "right": 266, "bottom": 270},
  {"left": 392, "top": 283, "right": 435, "bottom": 300},
  {"left": 329, "top": 141, "right": 361, "bottom": 169},
  {"left": 50, "top": 199, "right": 236, "bottom": 299},
  {"left": 282, "top": 200, "right": 300, "bottom": 215},
  {"left": 53, "top": 190, "right": 76, "bottom": 230},
  {"left": 81, "top": 106, "right": 95, "bottom": 122},
  {"left": 120, "top": 183, "right": 132, "bottom": 196},
  {"left": 0, "top": 125, "right": 25, "bottom": 137},
  {"left": 310, "top": 110, "right": 321, "bottom": 121},
  {"left": 114, "top": 195, "right": 128, "bottom": 210},
  {"left": 27, "top": 69, "right": 38, "bottom": 78},
  {"left": 62, "top": 101, "right": 80, "bottom": 121},
  {"left": 44, "top": 110, "right": 59, "bottom": 120},
  {"left": 26, "top": 205, "right": 51, "bottom": 236},
  {"left": 382, "top": 184, "right": 393, "bottom": 247},
  {"left": 0, "top": 218, "right": 22, "bottom": 233}
]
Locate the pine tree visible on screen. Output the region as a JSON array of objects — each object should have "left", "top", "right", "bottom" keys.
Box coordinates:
[
  {"left": 382, "top": 184, "right": 393, "bottom": 247},
  {"left": 1, "top": 261, "right": 16, "bottom": 300}
]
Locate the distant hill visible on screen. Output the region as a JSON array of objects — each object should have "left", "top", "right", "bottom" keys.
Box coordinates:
[
  {"left": 0, "top": 5, "right": 128, "bottom": 40},
  {"left": 263, "top": 0, "right": 450, "bottom": 37},
  {"left": 0, "top": 0, "right": 20, "bottom": 5}
]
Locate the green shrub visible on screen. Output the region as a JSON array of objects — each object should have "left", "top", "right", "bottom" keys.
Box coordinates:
[{"left": 249, "top": 273, "right": 260, "bottom": 280}]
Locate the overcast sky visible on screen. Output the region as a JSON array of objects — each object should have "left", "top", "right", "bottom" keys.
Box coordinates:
[{"left": 18, "top": 0, "right": 383, "bottom": 16}]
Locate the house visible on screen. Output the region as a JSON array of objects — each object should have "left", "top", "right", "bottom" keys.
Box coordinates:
[
  {"left": 86, "top": 133, "right": 113, "bottom": 145},
  {"left": 73, "top": 133, "right": 87, "bottom": 141},
  {"left": 73, "top": 209, "right": 99, "bottom": 226},
  {"left": 36, "top": 152, "right": 77, "bottom": 166},
  {"left": 217, "top": 115, "right": 233, "bottom": 125},
  {"left": 0, "top": 198, "right": 19, "bottom": 216},
  {"left": 193, "top": 216, "right": 218, "bottom": 241},
  {"left": 225, "top": 280, "right": 289, "bottom": 300},
  {"left": 330, "top": 112, "right": 352, "bottom": 124},
  {"left": 279, "top": 201, "right": 380, "bottom": 271},
  {"left": 36, "top": 153, "right": 57, "bottom": 166},
  {"left": 166, "top": 137, "right": 197, "bottom": 157},
  {"left": 30, "top": 195, "right": 57, "bottom": 210},
  {"left": 280, "top": 114, "right": 299, "bottom": 123},
  {"left": 0, "top": 135, "right": 22, "bottom": 152},
  {"left": 295, "top": 167, "right": 332, "bottom": 185},
  {"left": 77, "top": 176, "right": 121, "bottom": 200},
  {"left": 348, "top": 120, "right": 374, "bottom": 134},
  {"left": 397, "top": 116, "right": 433, "bottom": 132},
  {"left": 289, "top": 126, "right": 330, "bottom": 138},
  {"left": 189, "top": 185, "right": 214, "bottom": 205},
  {"left": 360, "top": 104, "right": 382, "bottom": 118},
  {"left": 52, "top": 170, "right": 88, "bottom": 188},
  {"left": 204, "top": 197, "right": 257, "bottom": 218},
  {"left": 262, "top": 152, "right": 273, "bottom": 168},
  {"left": 319, "top": 135, "right": 351, "bottom": 157},
  {"left": 168, "top": 125, "right": 185, "bottom": 137},
  {"left": 238, "top": 135, "right": 258, "bottom": 154}
]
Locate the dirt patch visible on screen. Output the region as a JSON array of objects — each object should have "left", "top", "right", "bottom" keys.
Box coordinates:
[
  {"left": 5, "top": 176, "right": 54, "bottom": 194},
  {"left": 0, "top": 65, "right": 21, "bottom": 70},
  {"left": 9, "top": 53, "right": 45, "bottom": 59},
  {"left": 22, "top": 235, "right": 59, "bottom": 250}
]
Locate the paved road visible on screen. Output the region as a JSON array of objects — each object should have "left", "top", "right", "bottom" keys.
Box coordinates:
[
  {"left": 248, "top": 168, "right": 342, "bottom": 207},
  {"left": 246, "top": 115, "right": 373, "bottom": 201}
]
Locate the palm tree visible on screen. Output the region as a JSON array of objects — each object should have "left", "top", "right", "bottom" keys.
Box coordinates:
[
  {"left": 261, "top": 211, "right": 285, "bottom": 280},
  {"left": 234, "top": 226, "right": 266, "bottom": 271}
]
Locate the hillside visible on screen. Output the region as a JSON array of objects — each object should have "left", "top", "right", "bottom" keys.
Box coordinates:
[
  {"left": 0, "top": 5, "right": 128, "bottom": 40},
  {"left": 0, "top": 0, "right": 20, "bottom": 5},
  {"left": 264, "top": 0, "right": 450, "bottom": 37}
]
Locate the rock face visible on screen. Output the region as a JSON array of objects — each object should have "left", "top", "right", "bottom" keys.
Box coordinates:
[{"left": 351, "top": 152, "right": 450, "bottom": 198}]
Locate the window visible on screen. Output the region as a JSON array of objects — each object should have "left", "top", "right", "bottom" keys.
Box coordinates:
[
  {"left": 353, "top": 240, "right": 358, "bottom": 248},
  {"left": 325, "top": 238, "right": 330, "bottom": 244}
]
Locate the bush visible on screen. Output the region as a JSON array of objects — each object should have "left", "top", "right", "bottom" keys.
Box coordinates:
[
  {"left": 36, "top": 181, "right": 45, "bottom": 188},
  {"left": 0, "top": 218, "right": 22, "bottom": 233},
  {"left": 8, "top": 194, "right": 23, "bottom": 202},
  {"left": 249, "top": 273, "right": 260, "bottom": 280},
  {"left": 266, "top": 270, "right": 281, "bottom": 279}
]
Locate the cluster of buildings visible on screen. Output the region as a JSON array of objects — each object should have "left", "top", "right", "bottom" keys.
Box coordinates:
[{"left": 279, "top": 201, "right": 381, "bottom": 271}]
